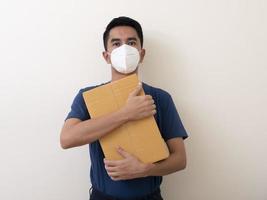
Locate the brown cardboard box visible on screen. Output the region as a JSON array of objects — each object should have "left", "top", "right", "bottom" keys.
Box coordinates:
[{"left": 82, "top": 74, "right": 169, "bottom": 163}]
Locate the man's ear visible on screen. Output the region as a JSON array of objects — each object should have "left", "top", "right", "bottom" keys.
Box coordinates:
[
  {"left": 102, "top": 51, "right": 111, "bottom": 64},
  {"left": 140, "top": 48, "right": 146, "bottom": 63}
]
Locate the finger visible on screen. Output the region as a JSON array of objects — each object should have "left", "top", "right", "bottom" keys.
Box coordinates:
[
  {"left": 104, "top": 165, "right": 119, "bottom": 173},
  {"left": 105, "top": 165, "right": 119, "bottom": 172},
  {"left": 148, "top": 99, "right": 154, "bottom": 105},
  {"left": 107, "top": 171, "right": 120, "bottom": 177},
  {"left": 104, "top": 159, "right": 121, "bottom": 167},
  {"left": 144, "top": 103, "right": 156, "bottom": 112},
  {"left": 109, "top": 173, "right": 128, "bottom": 181},
  {"left": 145, "top": 95, "right": 152, "bottom": 100},
  {"left": 117, "top": 147, "right": 131, "bottom": 158},
  {"left": 110, "top": 175, "right": 129, "bottom": 181},
  {"left": 129, "top": 85, "right": 142, "bottom": 97},
  {"left": 110, "top": 176, "right": 121, "bottom": 181}
]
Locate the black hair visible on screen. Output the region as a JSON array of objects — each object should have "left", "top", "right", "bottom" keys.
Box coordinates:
[{"left": 103, "top": 16, "right": 143, "bottom": 50}]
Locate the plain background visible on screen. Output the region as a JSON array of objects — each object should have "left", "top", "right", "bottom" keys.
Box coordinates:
[{"left": 0, "top": 0, "right": 266, "bottom": 199}]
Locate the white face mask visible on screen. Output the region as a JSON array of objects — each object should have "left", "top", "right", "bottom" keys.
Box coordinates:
[{"left": 109, "top": 44, "right": 140, "bottom": 74}]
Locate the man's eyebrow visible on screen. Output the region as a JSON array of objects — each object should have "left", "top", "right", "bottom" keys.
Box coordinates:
[
  {"left": 110, "top": 37, "right": 138, "bottom": 43},
  {"left": 110, "top": 38, "right": 121, "bottom": 43},
  {"left": 127, "top": 37, "right": 137, "bottom": 41}
]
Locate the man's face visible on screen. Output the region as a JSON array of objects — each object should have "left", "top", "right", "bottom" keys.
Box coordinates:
[{"left": 103, "top": 26, "right": 145, "bottom": 64}]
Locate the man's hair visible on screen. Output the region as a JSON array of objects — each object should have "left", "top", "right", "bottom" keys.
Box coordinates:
[{"left": 103, "top": 16, "right": 143, "bottom": 50}]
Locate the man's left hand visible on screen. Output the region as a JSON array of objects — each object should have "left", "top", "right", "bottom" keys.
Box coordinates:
[{"left": 104, "top": 147, "right": 155, "bottom": 181}]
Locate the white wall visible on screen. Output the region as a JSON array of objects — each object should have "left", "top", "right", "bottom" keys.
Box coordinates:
[{"left": 0, "top": 0, "right": 266, "bottom": 199}]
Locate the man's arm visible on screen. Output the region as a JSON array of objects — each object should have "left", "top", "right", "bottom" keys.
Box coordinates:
[
  {"left": 104, "top": 137, "right": 186, "bottom": 180},
  {"left": 60, "top": 85, "right": 156, "bottom": 149},
  {"left": 146, "top": 137, "right": 186, "bottom": 176},
  {"left": 60, "top": 111, "right": 128, "bottom": 149}
]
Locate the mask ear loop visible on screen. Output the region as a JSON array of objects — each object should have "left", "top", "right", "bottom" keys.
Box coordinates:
[
  {"left": 137, "top": 46, "right": 146, "bottom": 84},
  {"left": 136, "top": 49, "right": 143, "bottom": 84},
  {"left": 137, "top": 69, "right": 143, "bottom": 85}
]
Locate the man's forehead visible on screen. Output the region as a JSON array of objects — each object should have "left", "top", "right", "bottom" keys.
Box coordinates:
[{"left": 108, "top": 26, "right": 139, "bottom": 41}]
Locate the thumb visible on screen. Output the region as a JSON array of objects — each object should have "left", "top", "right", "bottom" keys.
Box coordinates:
[
  {"left": 117, "top": 147, "right": 131, "bottom": 158},
  {"left": 129, "top": 83, "right": 142, "bottom": 97}
]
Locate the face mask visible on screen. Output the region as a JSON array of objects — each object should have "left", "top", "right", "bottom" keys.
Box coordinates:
[{"left": 109, "top": 44, "right": 140, "bottom": 74}]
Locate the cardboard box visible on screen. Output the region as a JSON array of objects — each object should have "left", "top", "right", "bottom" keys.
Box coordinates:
[{"left": 82, "top": 74, "right": 169, "bottom": 163}]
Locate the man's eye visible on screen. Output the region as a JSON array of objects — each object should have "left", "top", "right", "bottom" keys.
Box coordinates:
[
  {"left": 128, "top": 41, "right": 136, "bottom": 46},
  {"left": 113, "top": 42, "right": 121, "bottom": 47}
]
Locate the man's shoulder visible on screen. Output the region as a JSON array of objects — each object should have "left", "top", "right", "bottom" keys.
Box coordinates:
[
  {"left": 78, "top": 82, "right": 110, "bottom": 94},
  {"left": 143, "top": 82, "right": 171, "bottom": 99}
]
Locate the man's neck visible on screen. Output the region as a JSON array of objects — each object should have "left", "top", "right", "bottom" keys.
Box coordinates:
[{"left": 111, "top": 69, "right": 138, "bottom": 82}]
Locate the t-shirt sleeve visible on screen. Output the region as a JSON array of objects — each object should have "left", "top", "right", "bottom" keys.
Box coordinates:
[
  {"left": 65, "top": 89, "right": 91, "bottom": 121},
  {"left": 160, "top": 93, "right": 188, "bottom": 141}
]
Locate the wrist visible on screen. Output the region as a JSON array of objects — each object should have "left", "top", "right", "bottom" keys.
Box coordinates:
[
  {"left": 142, "top": 163, "right": 156, "bottom": 177},
  {"left": 116, "top": 107, "right": 130, "bottom": 123}
]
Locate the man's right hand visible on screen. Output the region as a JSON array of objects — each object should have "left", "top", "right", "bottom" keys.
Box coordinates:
[{"left": 121, "top": 84, "right": 156, "bottom": 121}]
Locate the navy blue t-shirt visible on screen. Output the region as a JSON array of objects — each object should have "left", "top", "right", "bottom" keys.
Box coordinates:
[{"left": 65, "top": 82, "right": 188, "bottom": 198}]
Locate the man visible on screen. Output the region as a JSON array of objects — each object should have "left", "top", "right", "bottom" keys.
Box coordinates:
[{"left": 60, "top": 16, "right": 188, "bottom": 200}]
